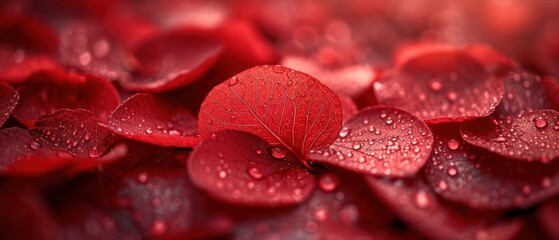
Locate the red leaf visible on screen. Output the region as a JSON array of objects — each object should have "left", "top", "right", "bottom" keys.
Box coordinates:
[
  {"left": 494, "top": 70, "right": 550, "bottom": 117},
  {"left": 365, "top": 175, "right": 524, "bottom": 240},
  {"left": 57, "top": 20, "right": 132, "bottom": 81},
  {"left": 425, "top": 124, "right": 559, "bottom": 210},
  {"left": 33, "top": 109, "right": 116, "bottom": 158},
  {"left": 109, "top": 93, "right": 200, "bottom": 148},
  {"left": 187, "top": 130, "right": 315, "bottom": 207},
  {"left": 338, "top": 95, "right": 358, "bottom": 123},
  {"left": 375, "top": 50, "right": 503, "bottom": 123},
  {"left": 112, "top": 169, "right": 231, "bottom": 239},
  {"left": 118, "top": 30, "right": 223, "bottom": 92},
  {"left": 460, "top": 109, "right": 559, "bottom": 162},
  {"left": 0, "top": 82, "right": 18, "bottom": 127},
  {"left": 12, "top": 70, "right": 120, "bottom": 127},
  {"left": 198, "top": 65, "right": 342, "bottom": 163},
  {"left": 281, "top": 55, "right": 375, "bottom": 98},
  {"left": 309, "top": 106, "right": 433, "bottom": 177}
]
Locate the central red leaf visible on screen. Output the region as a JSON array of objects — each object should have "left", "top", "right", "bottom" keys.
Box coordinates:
[{"left": 198, "top": 65, "right": 342, "bottom": 164}]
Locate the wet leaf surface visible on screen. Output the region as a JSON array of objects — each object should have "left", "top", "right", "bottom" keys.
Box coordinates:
[
  {"left": 188, "top": 130, "right": 316, "bottom": 207},
  {"left": 375, "top": 50, "right": 503, "bottom": 123},
  {"left": 198, "top": 65, "right": 342, "bottom": 162},
  {"left": 309, "top": 106, "right": 434, "bottom": 177},
  {"left": 0, "top": 82, "right": 18, "bottom": 127},
  {"left": 461, "top": 109, "right": 559, "bottom": 162},
  {"left": 109, "top": 93, "right": 200, "bottom": 148},
  {"left": 494, "top": 70, "right": 550, "bottom": 117},
  {"left": 425, "top": 124, "right": 559, "bottom": 210}
]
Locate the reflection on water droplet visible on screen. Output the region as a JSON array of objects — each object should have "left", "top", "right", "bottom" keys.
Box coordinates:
[
  {"left": 534, "top": 117, "right": 548, "bottom": 129},
  {"left": 88, "top": 147, "right": 101, "bottom": 157},
  {"left": 447, "top": 167, "right": 458, "bottom": 176},
  {"left": 145, "top": 128, "right": 153, "bottom": 134},
  {"left": 218, "top": 171, "right": 227, "bottom": 179},
  {"left": 318, "top": 173, "right": 339, "bottom": 192},
  {"left": 247, "top": 167, "right": 264, "bottom": 180},
  {"left": 353, "top": 144, "right": 361, "bottom": 150},
  {"left": 446, "top": 91, "right": 458, "bottom": 102},
  {"left": 270, "top": 147, "right": 286, "bottom": 159},
  {"left": 137, "top": 172, "right": 149, "bottom": 183},
  {"left": 339, "top": 127, "right": 350, "bottom": 138},
  {"left": 228, "top": 76, "right": 238, "bottom": 86},
  {"left": 29, "top": 141, "right": 40, "bottom": 150},
  {"left": 414, "top": 191, "right": 430, "bottom": 208},
  {"left": 313, "top": 207, "right": 328, "bottom": 222},
  {"left": 151, "top": 220, "right": 167, "bottom": 235},
  {"left": 428, "top": 79, "right": 443, "bottom": 92},
  {"left": 447, "top": 139, "right": 460, "bottom": 150},
  {"left": 255, "top": 149, "right": 262, "bottom": 155},
  {"left": 438, "top": 180, "right": 448, "bottom": 191},
  {"left": 493, "top": 136, "right": 506, "bottom": 142}
]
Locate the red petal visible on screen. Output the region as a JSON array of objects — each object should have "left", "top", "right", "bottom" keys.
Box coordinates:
[
  {"left": 13, "top": 70, "right": 120, "bottom": 127},
  {"left": 464, "top": 44, "right": 515, "bottom": 75},
  {"left": 537, "top": 199, "right": 559, "bottom": 239},
  {"left": 494, "top": 70, "right": 550, "bottom": 117},
  {"left": 112, "top": 169, "right": 231, "bottom": 239},
  {"left": 0, "top": 15, "right": 58, "bottom": 54},
  {"left": 365, "top": 175, "right": 523, "bottom": 240},
  {"left": 187, "top": 130, "right": 315, "bottom": 207},
  {"left": 198, "top": 65, "right": 342, "bottom": 162},
  {"left": 118, "top": 30, "right": 223, "bottom": 92},
  {"left": 375, "top": 50, "right": 503, "bottom": 123},
  {"left": 543, "top": 76, "right": 559, "bottom": 112},
  {"left": 338, "top": 95, "right": 358, "bottom": 123},
  {"left": 57, "top": 20, "right": 131, "bottom": 81},
  {"left": 309, "top": 106, "right": 433, "bottom": 177},
  {"left": 109, "top": 93, "right": 200, "bottom": 148},
  {"left": 33, "top": 109, "right": 116, "bottom": 158},
  {"left": 460, "top": 109, "right": 559, "bottom": 162},
  {"left": 425, "top": 124, "right": 559, "bottom": 210},
  {"left": 281, "top": 55, "right": 375, "bottom": 98},
  {"left": 0, "top": 82, "right": 18, "bottom": 127},
  {"left": 0, "top": 47, "right": 61, "bottom": 84}
]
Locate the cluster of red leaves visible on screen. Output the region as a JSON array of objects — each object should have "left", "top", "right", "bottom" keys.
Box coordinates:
[{"left": 1, "top": 0, "right": 559, "bottom": 239}]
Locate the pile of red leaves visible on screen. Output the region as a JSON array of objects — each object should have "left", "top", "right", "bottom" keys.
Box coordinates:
[{"left": 1, "top": 0, "right": 559, "bottom": 239}]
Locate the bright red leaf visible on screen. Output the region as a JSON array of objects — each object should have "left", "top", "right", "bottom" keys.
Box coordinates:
[
  {"left": 0, "top": 82, "right": 18, "bottom": 127},
  {"left": 118, "top": 30, "right": 223, "bottom": 92},
  {"left": 375, "top": 50, "right": 503, "bottom": 123},
  {"left": 187, "top": 130, "right": 316, "bottom": 207},
  {"left": 198, "top": 65, "right": 342, "bottom": 164},
  {"left": 12, "top": 70, "right": 120, "bottom": 127},
  {"left": 309, "top": 106, "right": 433, "bottom": 177},
  {"left": 425, "top": 124, "right": 559, "bottom": 210},
  {"left": 365, "top": 175, "right": 524, "bottom": 240},
  {"left": 109, "top": 93, "right": 200, "bottom": 148},
  {"left": 461, "top": 109, "right": 559, "bottom": 162}
]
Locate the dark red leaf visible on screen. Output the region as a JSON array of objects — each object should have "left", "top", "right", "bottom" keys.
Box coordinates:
[
  {"left": 543, "top": 76, "right": 559, "bottom": 111},
  {"left": 536, "top": 199, "right": 559, "bottom": 240},
  {"left": 309, "top": 106, "right": 433, "bottom": 177},
  {"left": 198, "top": 65, "right": 342, "bottom": 163},
  {"left": 109, "top": 93, "right": 200, "bottom": 148},
  {"left": 494, "top": 70, "right": 550, "bottom": 117},
  {"left": 0, "top": 82, "right": 18, "bottom": 127},
  {"left": 460, "top": 109, "right": 559, "bottom": 162},
  {"left": 57, "top": 20, "right": 132, "bottom": 81},
  {"left": 33, "top": 109, "right": 116, "bottom": 158},
  {"left": 425, "top": 124, "right": 559, "bottom": 210},
  {"left": 118, "top": 31, "right": 223, "bottom": 92},
  {"left": 0, "top": 47, "right": 61, "bottom": 84},
  {"left": 375, "top": 50, "right": 503, "bottom": 123},
  {"left": 365, "top": 175, "right": 523, "bottom": 240},
  {"left": 112, "top": 169, "right": 231, "bottom": 239},
  {"left": 0, "top": 15, "right": 58, "bottom": 55},
  {"left": 281, "top": 55, "right": 375, "bottom": 98},
  {"left": 0, "top": 128, "right": 73, "bottom": 176},
  {"left": 188, "top": 130, "right": 315, "bottom": 207},
  {"left": 13, "top": 70, "right": 120, "bottom": 127}
]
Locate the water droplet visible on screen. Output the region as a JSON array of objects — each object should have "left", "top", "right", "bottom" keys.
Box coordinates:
[
  {"left": 447, "top": 167, "right": 458, "bottom": 176},
  {"left": 428, "top": 78, "right": 443, "bottom": 92},
  {"left": 145, "top": 128, "right": 153, "bottom": 134},
  {"left": 414, "top": 191, "right": 430, "bottom": 208},
  {"left": 318, "top": 173, "right": 339, "bottom": 192},
  {"left": 447, "top": 139, "right": 460, "bottom": 150},
  {"left": 438, "top": 180, "right": 448, "bottom": 191},
  {"left": 273, "top": 65, "right": 286, "bottom": 74},
  {"left": 247, "top": 167, "right": 264, "bottom": 180},
  {"left": 29, "top": 141, "right": 41, "bottom": 150},
  {"left": 151, "top": 220, "right": 167, "bottom": 235},
  {"left": 352, "top": 144, "right": 361, "bottom": 150},
  {"left": 137, "top": 172, "right": 149, "bottom": 183},
  {"left": 385, "top": 118, "right": 393, "bottom": 125},
  {"left": 493, "top": 136, "right": 506, "bottom": 142},
  {"left": 218, "top": 171, "right": 227, "bottom": 179},
  {"left": 228, "top": 76, "right": 238, "bottom": 86},
  {"left": 446, "top": 91, "right": 458, "bottom": 102},
  {"left": 255, "top": 149, "right": 262, "bottom": 155},
  {"left": 270, "top": 147, "right": 286, "bottom": 159},
  {"left": 88, "top": 147, "right": 101, "bottom": 157},
  {"left": 313, "top": 207, "right": 329, "bottom": 222},
  {"left": 339, "top": 127, "right": 350, "bottom": 138},
  {"left": 534, "top": 117, "right": 548, "bottom": 129}
]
